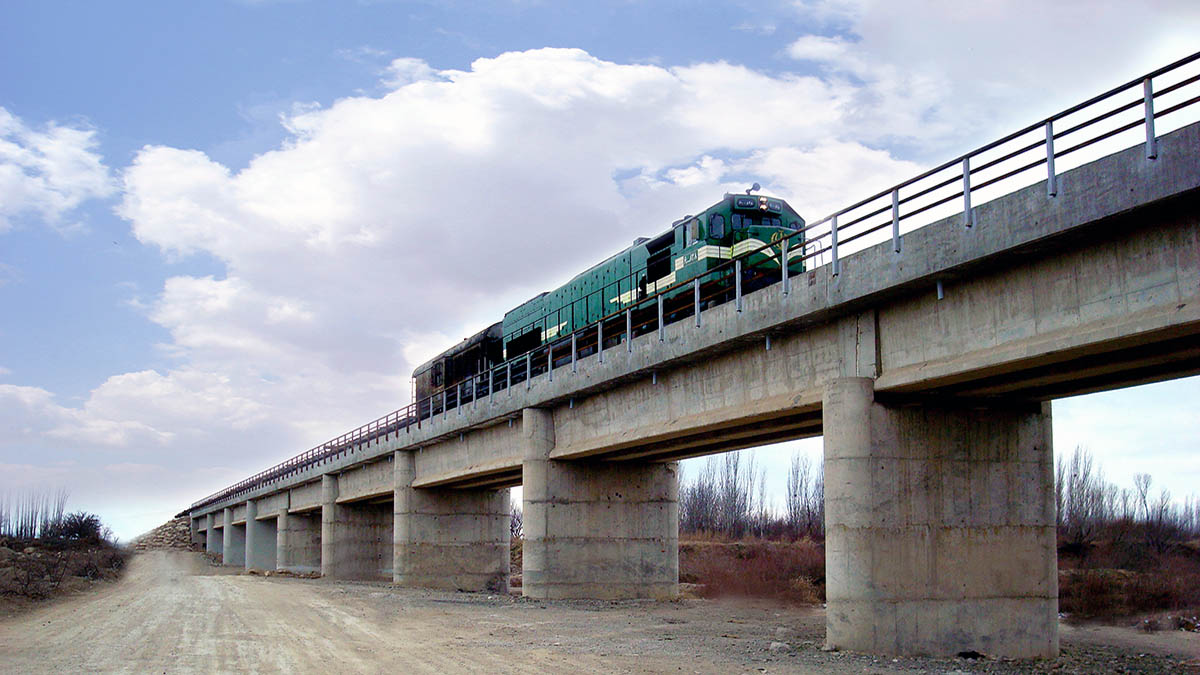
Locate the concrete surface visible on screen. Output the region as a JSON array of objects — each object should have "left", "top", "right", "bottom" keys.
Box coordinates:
[
  {"left": 222, "top": 507, "right": 245, "bottom": 567},
  {"left": 522, "top": 408, "right": 680, "bottom": 600},
  {"left": 393, "top": 450, "right": 510, "bottom": 591},
  {"left": 823, "top": 378, "right": 1058, "bottom": 658}
]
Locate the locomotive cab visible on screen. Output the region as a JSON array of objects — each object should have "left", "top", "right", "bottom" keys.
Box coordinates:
[
  {"left": 666, "top": 192, "right": 806, "bottom": 287},
  {"left": 412, "top": 322, "right": 504, "bottom": 415}
]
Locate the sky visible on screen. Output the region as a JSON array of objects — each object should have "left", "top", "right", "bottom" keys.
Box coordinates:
[{"left": 1, "top": 1, "right": 1198, "bottom": 541}]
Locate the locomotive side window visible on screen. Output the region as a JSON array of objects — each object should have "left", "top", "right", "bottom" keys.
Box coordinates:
[
  {"left": 689, "top": 218, "right": 700, "bottom": 243},
  {"left": 732, "top": 214, "right": 743, "bottom": 229},
  {"left": 709, "top": 213, "right": 725, "bottom": 238}
]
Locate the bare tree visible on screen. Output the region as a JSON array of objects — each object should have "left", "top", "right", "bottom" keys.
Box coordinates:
[
  {"left": 680, "top": 450, "right": 771, "bottom": 539},
  {"left": 785, "top": 453, "right": 824, "bottom": 539},
  {"left": 1057, "top": 447, "right": 1112, "bottom": 548},
  {"left": 0, "top": 488, "right": 70, "bottom": 540},
  {"left": 1134, "top": 473, "right": 1152, "bottom": 522},
  {"left": 680, "top": 458, "right": 719, "bottom": 533},
  {"left": 509, "top": 504, "right": 523, "bottom": 539}
]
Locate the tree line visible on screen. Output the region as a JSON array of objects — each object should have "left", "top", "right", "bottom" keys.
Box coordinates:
[
  {"left": 679, "top": 451, "right": 824, "bottom": 540},
  {"left": 678, "top": 445, "right": 1199, "bottom": 547},
  {"left": 1056, "top": 446, "right": 1199, "bottom": 551},
  {"left": 0, "top": 488, "right": 113, "bottom": 543}
]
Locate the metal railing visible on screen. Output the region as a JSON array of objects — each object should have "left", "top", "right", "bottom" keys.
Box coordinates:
[{"left": 191, "top": 50, "right": 1200, "bottom": 512}]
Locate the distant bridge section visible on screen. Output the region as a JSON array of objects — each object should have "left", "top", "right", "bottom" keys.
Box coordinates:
[{"left": 187, "top": 53, "right": 1200, "bottom": 659}]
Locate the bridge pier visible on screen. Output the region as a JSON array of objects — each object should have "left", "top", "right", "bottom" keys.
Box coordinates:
[
  {"left": 222, "top": 507, "right": 246, "bottom": 567},
  {"left": 204, "top": 513, "right": 221, "bottom": 555},
  {"left": 393, "top": 451, "right": 510, "bottom": 591},
  {"left": 277, "top": 508, "right": 321, "bottom": 573},
  {"left": 822, "top": 378, "right": 1058, "bottom": 658},
  {"left": 190, "top": 517, "right": 203, "bottom": 548},
  {"left": 244, "top": 500, "right": 277, "bottom": 571},
  {"left": 522, "top": 408, "right": 679, "bottom": 600},
  {"left": 320, "top": 474, "right": 391, "bottom": 580}
]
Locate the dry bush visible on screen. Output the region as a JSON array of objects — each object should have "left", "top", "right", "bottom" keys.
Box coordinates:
[
  {"left": 1059, "top": 548, "right": 1200, "bottom": 619},
  {"left": 2, "top": 550, "right": 70, "bottom": 599},
  {"left": 679, "top": 538, "right": 824, "bottom": 603},
  {"left": 509, "top": 537, "right": 522, "bottom": 576},
  {"left": 0, "top": 537, "right": 128, "bottom": 601}
]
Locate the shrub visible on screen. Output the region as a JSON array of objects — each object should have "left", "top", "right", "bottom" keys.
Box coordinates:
[
  {"left": 679, "top": 538, "right": 825, "bottom": 603},
  {"left": 43, "top": 512, "right": 104, "bottom": 542}
]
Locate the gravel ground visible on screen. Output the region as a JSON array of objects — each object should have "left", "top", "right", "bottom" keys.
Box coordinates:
[{"left": 0, "top": 551, "right": 1196, "bottom": 673}]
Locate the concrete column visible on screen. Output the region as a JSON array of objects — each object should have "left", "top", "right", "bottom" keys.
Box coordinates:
[
  {"left": 222, "top": 507, "right": 245, "bottom": 567},
  {"left": 320, "top": 474, "right": 339, "bottom": 578},
  {"left": 522, "top": 407, "right": 679, "bottom": 600},
  {"left": 205, "top": 513, "right": 221, "bottom": 554},
  {"left": 277, "top": 508, "right": 321, "bottom": 574},
  {"left": 823, "top": 378, "right": 1058, "bottom": 658},
  {"left": 320, "top": 474, "right": 390, "bottom": 580},
  {"left": 393, "top": 450, "right": 510, "bottom": 592},
  {"left": 190, "top": 517, "right": 203, "bottom": 547},
  {"left": 244, "top": 500, "right": 277, "bottom": 571}
]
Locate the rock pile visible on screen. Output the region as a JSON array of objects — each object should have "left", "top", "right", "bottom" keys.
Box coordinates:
[{"left": 133, "top": 516, "right": 200, "bottom": 551}]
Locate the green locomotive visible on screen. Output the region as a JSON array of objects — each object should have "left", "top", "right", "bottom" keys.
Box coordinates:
[{"left": 413, "top": 191, "right": 805, "bottom": 411}]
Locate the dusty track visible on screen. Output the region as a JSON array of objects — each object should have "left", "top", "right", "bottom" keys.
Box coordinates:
[{"left": 0, "top": 551, "right": 1195, "bottom": 673}]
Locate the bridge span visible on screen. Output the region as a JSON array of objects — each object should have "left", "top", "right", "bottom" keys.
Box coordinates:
[{"left": 187, "top": 56, "right": 1200, "bottom": 659}]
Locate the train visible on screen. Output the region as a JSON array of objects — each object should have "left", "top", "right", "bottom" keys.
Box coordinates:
[{"left": 412, "top": 190, "right": 806, "bottom": 414}]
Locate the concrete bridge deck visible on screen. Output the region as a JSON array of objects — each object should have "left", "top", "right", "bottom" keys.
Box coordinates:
[{"left": 188, "top": 81, "right": 1200, "bottom": 658}]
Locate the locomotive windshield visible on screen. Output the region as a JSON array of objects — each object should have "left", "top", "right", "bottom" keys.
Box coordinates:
[{"left": 731, "top": 213, "right": 786, "bottom": 230}]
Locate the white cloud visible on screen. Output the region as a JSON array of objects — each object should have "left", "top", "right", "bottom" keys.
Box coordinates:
[
  {"left": 0, "top": 107, "right": 115, "bottom": 231},
  {"left": 786, "top": 1, "right": 1200, "bottom": 156}
]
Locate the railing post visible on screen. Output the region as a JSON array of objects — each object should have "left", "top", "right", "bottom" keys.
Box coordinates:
[
  {"left": 571, "top": 332, "right": 577, "bottom": 373},
  {"left": 780, "top": 242, "right": 789, "bottom": 296},
  {"left": 525, "top": 353, "right": 531, "bottom": 390},
  {"left": 830, "top": 215, "right": 840, "bottom": 276},
  {"left": 548, "top": 345, "right": 553, "bottom": 382},
  {"left": 488, "top": 368, "right": 494, "bottom": 403},
  {"left": 694, "top": 278, "right": 701, "bottom": 327},
  {"left": 1045, "top": 120, "right": 1058, "bottom": 197},
  {"left": 441, "top": 390, "right": 446, "bottom": 421},
  {"left": 506, "top": 361, "right": 512, "bottom": 397},
  {"left": 891, "top": 189, "right": 901, "bottom": 252},
  {"left": 1144, "top": 77, "right": 1158, "bottom": 160},
  {"left": 597, "top": 321, "right": 604, "bottom": 363},
  {"left": 962, "top": 157, "right": 974, "bottom": 227},
  {"left": 735, "top": 259, "right": 743, "bottom": 311},
  {"left": 657, "top": 294, "right": 664, "bottom": 341},
  {"left": 625, "top": 308, "right": 632, "bottom": 352}
]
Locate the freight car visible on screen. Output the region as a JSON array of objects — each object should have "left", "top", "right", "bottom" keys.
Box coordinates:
[{"left": 412, "top": 191, "right": 805, "bottom": 413}]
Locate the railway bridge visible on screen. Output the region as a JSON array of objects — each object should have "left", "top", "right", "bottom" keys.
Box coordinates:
[{"left": 187, "top": 56, "right": 1200, "bottom": 658}]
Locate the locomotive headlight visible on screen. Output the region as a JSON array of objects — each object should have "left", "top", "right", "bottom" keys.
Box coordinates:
[{"left": 759, "top": 196, "right": 768, "bottom": 210}]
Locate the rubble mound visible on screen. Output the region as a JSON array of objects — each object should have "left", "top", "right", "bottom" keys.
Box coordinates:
[{"left": 133, "top": 516, "right": 200, "bottom": 552}]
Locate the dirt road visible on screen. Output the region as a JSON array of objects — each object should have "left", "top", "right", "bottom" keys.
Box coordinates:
[{"left": 0, "top": 551, "right": 1195, "bottom": 674}]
